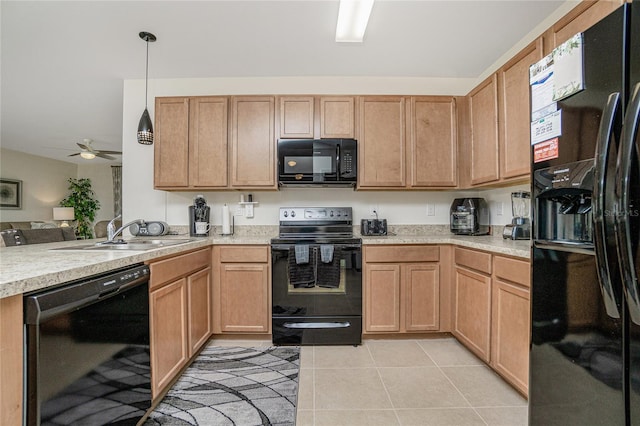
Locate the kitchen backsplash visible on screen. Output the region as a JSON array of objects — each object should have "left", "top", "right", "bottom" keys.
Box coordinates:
[{"left": 131, "top": 185, "right": 528, "bottom": 231}]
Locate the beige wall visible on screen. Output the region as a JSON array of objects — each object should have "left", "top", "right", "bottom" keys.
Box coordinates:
[
  {"left": 0, "top": 149, "right": 77, "bottom": 222},
  {"left": 0, "top": 148, "right": 114, "bottom": 224},
  {"left": 77, "top": 163, "right": 116, "bottom": 222}
]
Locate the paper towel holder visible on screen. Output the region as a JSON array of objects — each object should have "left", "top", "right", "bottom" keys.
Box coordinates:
[
  {"left": 220, "top": 204, "right": 234, "bottom": 236},
  {"left": 219, "top": 215, "right": 234, "bottom": 236}
]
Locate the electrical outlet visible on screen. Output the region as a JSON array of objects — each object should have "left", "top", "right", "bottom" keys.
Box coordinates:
[
  {"left": 426, "top": 203, "right": 435, "bottom": 216},
  {"left": 497, "top": 202, "right": 504, "bottom": 216},
  {"left": 235, "top": 207, "right": 244, "bottom": 216},
  {"left": 245, "top": 203, "right": 254, "bottom": 218},
  {"left": 369, "top": 205, "right": 379, "bottom": 217}
]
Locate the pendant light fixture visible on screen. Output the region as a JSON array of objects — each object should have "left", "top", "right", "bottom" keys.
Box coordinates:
[{"left": 137, "top": 31, "right": 157, "bottom": 145}]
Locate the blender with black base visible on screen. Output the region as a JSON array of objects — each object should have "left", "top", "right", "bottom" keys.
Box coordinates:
[{"left": 503, "top": 191, "right": 531, "bottom": 240}]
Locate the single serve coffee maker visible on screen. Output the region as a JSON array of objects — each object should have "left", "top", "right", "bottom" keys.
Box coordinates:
[{"left": 189, "top": 195, "right": 211, "bottom": 237}]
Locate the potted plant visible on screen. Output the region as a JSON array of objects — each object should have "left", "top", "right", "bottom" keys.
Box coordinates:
[{"left": 60, "top": 178, "right": 101, "bottom": 239}]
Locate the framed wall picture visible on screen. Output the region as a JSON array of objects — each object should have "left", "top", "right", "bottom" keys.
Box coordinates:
[{"left": 0, "top": 179, "right": 22, "bottom": 209}]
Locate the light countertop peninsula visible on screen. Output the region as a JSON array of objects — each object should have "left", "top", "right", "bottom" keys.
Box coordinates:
[{"left": 1, "top": 225, "right": 530, "bottom": 299}]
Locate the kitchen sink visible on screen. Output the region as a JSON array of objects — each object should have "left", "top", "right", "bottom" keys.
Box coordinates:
[{"left": 53, "top": 239, "right": 194, "bottom": 251}]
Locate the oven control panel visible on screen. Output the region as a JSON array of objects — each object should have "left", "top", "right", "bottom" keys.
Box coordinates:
[{"left": 279, "top": 207, "right": 352, "bottom": 222}]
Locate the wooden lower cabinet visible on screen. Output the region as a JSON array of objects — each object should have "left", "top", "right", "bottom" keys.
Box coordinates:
[
  {"left": 491, "top": 255, "right": 530, "bottom": 396},
  {"left": 453, "top": 247, "right": 531, "bottom": 395},
  {"left": 187, "top": 267, "right": 213, "bottom": 356},
  {"left": 150, "top": 279, "right": 189, "bottom": 397},
  {"left": 365, "top": 264, "right": 401, "bottom": 332},
  {"left": 453, "top": 266, "right": 492, "bottom": 362},
  {"left": 213, "top": 245, "right": 271, "bottom": 334},
  {"left": 364, "top": 245, "right": 441, "bottom": 334},
  {"left": 149, "top": 248, "right": 212, "bottom": 399},
  {"left": 0, "top": 294, "right": 23, "bottom": 426}
]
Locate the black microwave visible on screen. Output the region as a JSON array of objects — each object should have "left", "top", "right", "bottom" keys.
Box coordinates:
[{"left": 277, "top": 138, "right": 357, "bottom": 187}]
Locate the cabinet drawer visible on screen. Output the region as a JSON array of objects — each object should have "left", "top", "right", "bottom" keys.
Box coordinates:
[
  {"left": 365, "top": 245, "right": 439, "bottom": 263},
  {"left": 219, "top": 245, "right": 269, "bottom": 263},
  {"left": 150, "top": 248, "right": 211, "bottom": 290},
  {"left": 455, "top": 247, "right": 491, "bottom": 275},
  {"left": 494, "top": 256, "right": 530, "bottom": 288}
]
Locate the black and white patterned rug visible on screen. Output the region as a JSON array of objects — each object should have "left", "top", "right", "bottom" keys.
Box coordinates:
[{"left": 144, "top": 345, "right": 300, "bottom": 426}]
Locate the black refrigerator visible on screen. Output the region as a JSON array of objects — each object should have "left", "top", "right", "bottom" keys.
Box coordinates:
[{"left": 530, "top": 4, "right": 640, "bottom": 425}]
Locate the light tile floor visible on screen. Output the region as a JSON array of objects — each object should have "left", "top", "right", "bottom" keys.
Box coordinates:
[
  {"left": 295, "top": 338, "right": 528, "bottom": 426},
  {"left": 212, "top": 337, "right": 528, "bottom": 425}
]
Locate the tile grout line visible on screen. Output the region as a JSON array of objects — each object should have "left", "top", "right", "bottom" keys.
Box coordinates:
[
  {"left": 415, "top": 339, "right": 490, "bottom": 426},
  {"left": 366, "top": 341, "right": 403, "bottom": 426}
]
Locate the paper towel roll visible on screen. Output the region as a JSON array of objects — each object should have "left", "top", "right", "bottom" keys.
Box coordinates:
[{"left": 221, "top": 204, "right": 231, "bottom": 235}]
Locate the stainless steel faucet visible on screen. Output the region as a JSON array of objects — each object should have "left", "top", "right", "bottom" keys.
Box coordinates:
[{"left": 105, "top": 215, "right": 145, "bottom": 243}]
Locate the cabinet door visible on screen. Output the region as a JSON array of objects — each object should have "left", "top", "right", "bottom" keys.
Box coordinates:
[
  {"left": 491, "top": 280, "right": 530, "bottom": 396},
  {"left": 498, "top": 39, "right": 543, "bottom": 180},
  {"left": 364, "top": 264, "right": 401, "bottom": 332},
  {"left": 279, "top": 96, "right": 314, "bottom": 139},
  {"left": 150, "top": 279, "right": 188, "bottom": 398},
  {"left": 0, "top": 295, "right": 22, "bottom": 425},
  {"left": 154, "top": 97, "right": 190, "bottom": 188},
  {"left": 219, "top": 264, "right": 270, "bottom": 333},
  {"left": 320, "top": 96, "right": 355, "bottom": 139},
  {"left": 189, "top": 97, "right": 228, "bottom": 187},
  {"left": 404, "top": 264, "right": 440, "bottom": 331},
  {"left": 230, "top": 96, "right": 276, "bottom": 188},
  {"left": 358, "top": 96, "right": 406, "bottom": 188},
  {"left": 544, "top": 0, "right": 623, "bottom": 55},
  {"left": 187, "top": 267, "right": 212, "bottom": 357},
  {"left": 454, "top": 267, "right": 492, "bottom": 362},
  {"left": 409, "top": 96, "right": 457, "bottom": 187},
  {"left": 469, "top": 75, "right": 499, "bottom": 186}
]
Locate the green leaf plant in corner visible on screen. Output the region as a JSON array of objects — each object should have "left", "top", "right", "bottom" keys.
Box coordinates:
[{"left": 59, "top": 178, "right": 101, "bottom": 239}]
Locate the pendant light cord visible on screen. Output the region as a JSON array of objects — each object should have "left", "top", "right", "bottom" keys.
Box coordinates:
[{"left": 144, "top": 39, "right": 149, "bottom": 109}]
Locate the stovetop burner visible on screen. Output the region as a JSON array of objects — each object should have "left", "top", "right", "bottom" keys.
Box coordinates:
[{"left": 272, "top": 207, "right": 358, "bottom": 244}]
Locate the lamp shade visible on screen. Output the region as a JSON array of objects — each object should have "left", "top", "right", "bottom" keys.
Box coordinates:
[
  {"left": 137, "top": 108, "right": 154, "bottom": 144},
  {"left": 53, "top": 207, "right": 75, "bottom": 221}
]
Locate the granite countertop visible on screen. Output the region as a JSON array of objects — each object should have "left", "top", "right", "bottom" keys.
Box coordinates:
[
  {"left": 0, "top": 233, "right": 271, "bottom": 299},
  {"left": 0, "top": 225, "right": 531, "bottom": 299},
  {"left": 359, "top": 234, "right": 531, "bottom": 259}
]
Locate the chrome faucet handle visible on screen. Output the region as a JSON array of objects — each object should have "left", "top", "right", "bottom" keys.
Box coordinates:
[{"left": 106, "top": 214, "right": 122, "bottom": 241}]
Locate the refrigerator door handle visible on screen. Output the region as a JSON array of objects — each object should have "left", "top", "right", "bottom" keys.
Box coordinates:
[
  {"left": 616, "top": 82, "right": 640, "bottom": 325},
  {"left": 594, "top": 92, "right": 622, "bottom": 319}
]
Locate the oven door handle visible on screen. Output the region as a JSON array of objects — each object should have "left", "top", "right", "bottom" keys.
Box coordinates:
[{"left": 283, "top": 322, "right": 351, "bottom": 329}]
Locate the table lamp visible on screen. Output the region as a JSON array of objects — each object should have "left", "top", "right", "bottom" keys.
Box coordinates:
[{"left": 53, "top": 207, "right": 75, "bottom": 227}]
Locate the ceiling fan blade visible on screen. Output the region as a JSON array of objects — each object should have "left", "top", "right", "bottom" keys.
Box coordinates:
[
  {"left": 77, "top": 143, "right": 89, "bottom": 150},
  {"left": 96, "top": 153, "right": 116, "bottom": 160},
  {"left": 68, "top": 153, "right": 81, "bottom": 157},
  {"left": 97, "top": 150, "right": 122, "bottom": 155}
]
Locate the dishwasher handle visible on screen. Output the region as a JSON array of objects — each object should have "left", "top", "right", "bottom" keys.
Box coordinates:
[{"left": 24, "top": 264, "right": 149, "bottom": 325}]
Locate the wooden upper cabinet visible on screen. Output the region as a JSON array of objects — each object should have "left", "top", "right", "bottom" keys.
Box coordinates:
[
  {"left": 469, "top": 75, "right": 500, "bottom": 186},
  {"left": 278, "top": 96, "right": 356, "bottom": 139},
  {"left": 498, "top": 38, "right": 543, "bottom": 181},
  {"left": 189, "top": 97, "right": 228, "bottom": 188},
  {"left": 409, "top": 96, "right": 457, "bottom": 187},
  {"left": 544, "top": 0, "right": 624, "bottom": 55},
  {"left": 279, "top": 96, "right": 314, "bottom": 139},
  {"left": 358, "top": 96, "right": 406, "bottom": 188},
  {"left": 320, "top": 96, "right": 356, "bottom": 139},
  {"left": 230, "top": 96, "right": 276, "bottom": 188},
  {"left": 154, "top": 97, "right": 190, "bottom": 188},
  {"left": 154, "top": 96, "right": 228, "bottom": 189}
]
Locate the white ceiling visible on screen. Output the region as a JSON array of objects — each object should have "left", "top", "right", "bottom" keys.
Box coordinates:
[{"left": 1, "top": 0, "right": 568, "bottom": 165}]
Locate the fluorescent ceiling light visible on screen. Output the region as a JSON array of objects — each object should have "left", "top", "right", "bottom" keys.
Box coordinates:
[
  {"left": 336, "top": 0, "right": 374, "bottom": 43},
  {"left": 80, "top": 151, "right": 96, "bottom": 160}
]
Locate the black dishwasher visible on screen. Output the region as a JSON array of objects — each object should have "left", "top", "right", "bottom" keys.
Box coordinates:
[{"left": 24, "top": 264, "right": 151, "bottom": 426}]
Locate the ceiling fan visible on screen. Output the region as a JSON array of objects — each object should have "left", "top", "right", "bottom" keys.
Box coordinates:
[{"left": 68, "top": 139, "right": 122, "bottom": 160}]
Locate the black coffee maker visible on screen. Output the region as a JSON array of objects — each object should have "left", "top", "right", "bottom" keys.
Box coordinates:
[{"left": 189, "top": 195, "right": 211, "bottom": 237}]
